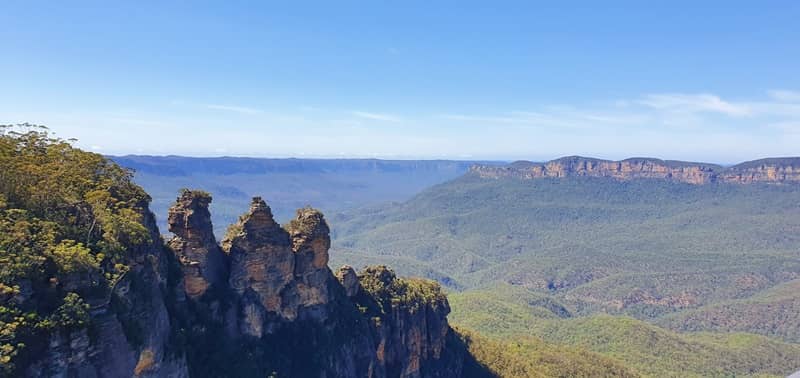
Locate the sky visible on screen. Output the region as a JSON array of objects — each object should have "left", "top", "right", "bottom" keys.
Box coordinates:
[{"left": 1, "top": 1, "right": 799, "bottom": 163}]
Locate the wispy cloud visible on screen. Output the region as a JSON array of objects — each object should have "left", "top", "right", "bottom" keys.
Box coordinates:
[
  {"left": 206, "top": 104, "right": 263, "bottom": 114},
  {"left": 107, "top": 117, "right": 169, "bottom": 127},
  {"left": 638, "top": 93, "right": 751, "bottom": 116},
  {"left": 439, "top": 110, "right": 645, "bottom": 130},
  {"left": 352, "top": 111, "right": 401, "bottom": 122},
  {"left": 436, "top": 90, "right": 800, "bottom": 134},
  {"left": 439, "top": 114, "right": 520, "bottom": 123},
  {"left": 768, "top": 90, "right": 800, "bottom": 103}
]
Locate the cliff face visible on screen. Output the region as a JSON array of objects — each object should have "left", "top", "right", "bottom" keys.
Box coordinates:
[
  {"left": 168, "top": 190, "right": 228, "bottom": 299},
  {"left": 25, "top": 201, "right": 189, "bottom": 378},
  {"left": 19, "top": 190, "right": 467, "bottom": 378},
  {"left": 348, "top": 266, "right": 456, "bottom": 378},
  {"left": 471, "top": 156, "right": 800, "bottom": 185},
  {"left": 720, "top": 158, "right": 800, "bottom": 184},
  {"left": 165, "top": 192, "right": 465, "bottom": 377}
]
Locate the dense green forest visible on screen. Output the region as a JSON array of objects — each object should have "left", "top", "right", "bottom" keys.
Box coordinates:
[
  {"left": 331, "top": 171, "right": 800, "bottom": 376},
  {"left": 0, "top": 125, "right": 155, "bottom": 374}
]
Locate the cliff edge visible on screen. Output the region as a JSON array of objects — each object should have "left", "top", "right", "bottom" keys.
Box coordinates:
[{"left": 470, "top": 156, "right": 800, "bottom": 185}]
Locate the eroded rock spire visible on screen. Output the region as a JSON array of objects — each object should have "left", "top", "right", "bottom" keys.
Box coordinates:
[
  {"left": 167, "top": 189, "right": 228, "bottom": 299},
  {"left": 223, "top": 197, "right": 295, "bottom": 335}
]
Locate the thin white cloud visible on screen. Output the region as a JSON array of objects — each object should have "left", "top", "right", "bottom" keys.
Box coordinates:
[
  {"left": 767, "top": 90, "right": 800, "bottom": 103},
  {"left": 206, "top": 104, "right": 263, "bottom": 114},
  {"left": 23, "top": 89, "right": 798, "bottom": 160},
  {"left": 439, "top": 114, "right": 520, "bottom": 123},
  {"left": 107, "top": 117, "right": 169, "bottom": 127},
  {"left": 352, "top": 111, "right": 401, "bottom": 122},
  {"left": 638, "top": 93, "right": 751, "bottom": 116},
  {"left": 769, "top": 121, "right": 800, "bottom": 133},
  {"left": 440, "top": 110, "right": 644, "bottom": 130}
]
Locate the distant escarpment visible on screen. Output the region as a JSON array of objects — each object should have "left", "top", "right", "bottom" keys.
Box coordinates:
[{"left": 470, "top": 156, "right": 800, "bottom": 185}]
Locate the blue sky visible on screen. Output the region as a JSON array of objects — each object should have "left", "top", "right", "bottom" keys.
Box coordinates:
[{"left": 1, "top": 1, "right": 799, "bottom": 162}]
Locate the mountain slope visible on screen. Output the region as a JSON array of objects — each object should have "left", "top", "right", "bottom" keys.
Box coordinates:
[
  {"left": 1, "top": 128, "right": 640, "bottom": 377},
  {"left": 448, "top": 286, "right": 800, "bottom": 377},
  {"left": 658, "top": 279, "right": 800, "bottom": 343},
  {"left": 332, "top": 173, "right": 800, "bottom": 299},
  {"left": 331, "top": 157, "right": 800, "bottom": 377}
]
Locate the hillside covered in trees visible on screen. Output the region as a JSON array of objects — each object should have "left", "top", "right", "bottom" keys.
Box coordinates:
[
  {"left": 0, "top": 125, "right": 639, "bottom": 377},
  {"left": 331, "top": 161, "right": 800, "bottom": 377}
]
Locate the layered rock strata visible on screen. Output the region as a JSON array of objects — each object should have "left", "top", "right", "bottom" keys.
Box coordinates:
[
  {"left": 165, "top": 192, "right": 464, "bottom": 377},
  {"left": 471, "top": 156, "right": 800, "bottom": 185},
  {"left": 167, "top": 190, "right": 228, "bottom": 299}
]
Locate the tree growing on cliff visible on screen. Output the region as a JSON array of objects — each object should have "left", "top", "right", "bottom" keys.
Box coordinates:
[{"left": 0, "top": 124, "right": 152, "bottom": 376}]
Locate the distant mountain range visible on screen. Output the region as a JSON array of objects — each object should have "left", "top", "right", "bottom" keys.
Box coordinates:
[
  {"left": 471, "top": 156, "right": 800, "bottom": 184},
  {"left": 110, "top": 154, "right": 800, "bottom": 375},
  {"left": 111, "top": 155, "right": 493, "bottom": 234},
  {"left": 330, "top": 157, "right": 800, "bottom": 376}
]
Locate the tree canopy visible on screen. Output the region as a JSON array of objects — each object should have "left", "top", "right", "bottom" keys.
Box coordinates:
[{"left": 0, "top": 124, "right": 152, "bottom": 375}]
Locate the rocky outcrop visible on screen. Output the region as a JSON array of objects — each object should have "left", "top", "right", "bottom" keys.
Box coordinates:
[
  {"left": 24, "top": 200, "right": 190, "bottom": 378},
  {"left": 352, "top": 266, "right": 456, "bottom": 378},
  {"left": 164, "top": 192, "right": 466, "bottom": 377},
  {"left": 720, "top": 158, "right": 800, "bottom": 184},
  {"left": 471, "top": 156, "right": 800, "bottom": 185},
  {"left": 224, "top": 197, "right": 294, "bottom": 335},
  {"left": 285, "top": 207, "right": 334, "bottom": 318},
  {"left": 167, "top": 190, "right": 228, "bottom": 299},
  {"left": 19, "top": 186, "right": 468, "bottom": 378},
  {"left": 337, "top": 265, "right": 360, "bottom": 297}
]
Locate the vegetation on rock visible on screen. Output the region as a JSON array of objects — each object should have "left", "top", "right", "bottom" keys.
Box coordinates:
[{"left": 0, "top": 125, "right": 154, "bottom": 375}]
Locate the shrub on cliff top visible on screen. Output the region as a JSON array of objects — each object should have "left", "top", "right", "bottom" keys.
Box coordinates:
[
  {"left": 0, "top": 124, "right": 153, "bottom": 375},
  {"left": 358, "top": 265, "right": 448, "bottom": 314}
]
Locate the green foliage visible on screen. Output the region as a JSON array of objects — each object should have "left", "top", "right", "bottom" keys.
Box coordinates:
[
  {"left": 333, "top": 174, "right": 800, "bottom": 376},
  {"left": 529, "top": 315, "right": 800, "bottom": 378},
  {"left": 48, "top": 240, "right": 99, "bottom": 275},
  {"left": 357, "top": 265, "right": 447, "bottom": 314},
  {"left": 0, "top": 305, "right": 30, "bottom": 374},
  {"left": 49, "top": 292, "right": 90, "bottom": 329},
  {"left": 454, "top": 326, "right": 637, "bottom": 378},
  {"left": 659, "top": 279, "right": 800, "bottom": 343},
  {"left": 450, "top": 291, "right": 800, "bottom": 377},
  {"left": 178, "top": 188, "right": 211, "bottom": 202},
  {"left": 0, "top": 124, "right": 153, "bottom": 375},
  {"left": 334, "top": 176, "right": 800, "bottom": 297}
]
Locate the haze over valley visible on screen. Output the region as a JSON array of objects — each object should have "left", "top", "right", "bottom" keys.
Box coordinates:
[{"left": 3, "top": 1, "right": 800, "bottom": 377}]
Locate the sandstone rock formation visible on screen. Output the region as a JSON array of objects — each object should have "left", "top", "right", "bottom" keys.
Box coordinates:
[
  {"left": 353, "top": 266, "right": 455, "bottom": 378},
  {"left": 223, "top": 197, "right": 294, "bottom": 334},
  {"left": 720, "top": 158, "right": 800, "bottom": 184},
  {"left": 286, "top": 207, "right": 334, "bottom": 318},
  {"left": 164, "top": 192, "right": 465, "bottom": 377},
  {"left": 25, "top": 201, "right": 189, "bottom": 378},
  {"left": 470, "top": 156, "right": 800, "bottom": 185},
  {"left": 167, "top": 190, "right": 228, "bottom": 299},
  {"left": 337, "top": 265, "right": 360, "bottom": 297},
  {"left": 21, "top": 187, "right": 468, "bottom": 377}
]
